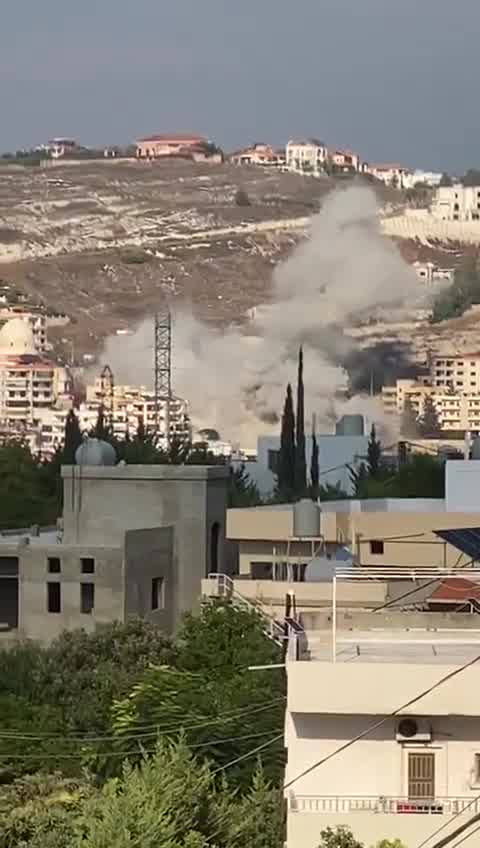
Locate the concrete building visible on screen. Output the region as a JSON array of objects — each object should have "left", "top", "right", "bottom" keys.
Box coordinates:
[
  {"left": 413, "top": 261, "right": 453, "bottom": 284},
  {"left": 136, "top": 134, "right": 210, "bottom": 159},
  {"left": 285, "top": 569, "right": 480, "bottom": 848},
  {"left": 0, "top": 318, "right": 71, "bottom": 429},
  {"left": 0, "top": 459, "right": 228, "bottom": 642},
  {"left": 370, "top": 164, "right": 411, "bottom": 187},
  {"left": 231, "top": 144, "right": 284, "bottom": 167},
  {"left": 286, "top": 140, "right": 328, "bottom": 174},
  {"left": 48, "top": 138, "right": 77, "bottom": 159},
  {"left": 431, "top": 185, "right": 480, "bottom": 222},
  {"left": 404, "top": 169, "right": 443, "bottom": 188},
  {"left": 331, "top": 150, "right": 360, "bottom": 172},
  {"left": 242, "top": 429, "right": 369, "bottom": 499}
]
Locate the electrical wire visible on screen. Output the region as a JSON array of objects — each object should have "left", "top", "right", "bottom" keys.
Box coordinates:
[
  {"left": 283, "top": 651, "right": 480, "bottom": 791},
  {"left": 0, "top": 697, "right": 285, "bottom": 743},
  {"left": 448, "top": 821, "right": 480, "bottom": 848},
  {"left": 211, "top": 732, "right": 284, "bottom": 776},
  {"left": 372, "top": 554, "right": 472, "bottom": 613},
  {"left": 415, "top": 797, "right": 480, "bottom": 848},
  {"left": 0, "top": 728, "right": 281, "bottom": 761}
]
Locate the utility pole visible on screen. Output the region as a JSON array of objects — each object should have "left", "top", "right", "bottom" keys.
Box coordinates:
[{"left": 154, "top": 310, "right": 172, "bottom": 447}]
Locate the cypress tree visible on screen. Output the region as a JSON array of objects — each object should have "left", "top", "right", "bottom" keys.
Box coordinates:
[
  {"left": 367, "top": 423, "right": 382, "bottom": 478},
  {"left": 310, "top": 413, "right": 319, "bottom": 500},
  {"left": 62, "top": 410, "right": 83, "bottom": 464},
  {"left": 278, "top": 383, "right": 295, "bottom": 499},
  {"left": 294, "top": 346, "right": 307, "bottom": 497}
]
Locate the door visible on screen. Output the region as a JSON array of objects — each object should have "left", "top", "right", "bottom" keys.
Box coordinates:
[{"left": 408, "top": 752, "right": 435, "bottom": 801}]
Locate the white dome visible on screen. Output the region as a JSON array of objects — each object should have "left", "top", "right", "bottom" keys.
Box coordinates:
[
  {"left": 75, "top": 438, "right": 117, "bottom": 466},
  {"left": 0, "top": 318, "right": 36, "bottom": 355}
]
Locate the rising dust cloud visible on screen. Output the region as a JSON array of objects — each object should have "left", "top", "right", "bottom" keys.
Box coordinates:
[{"left": 100, "top": 186, "right": 418, "bottom": 448}]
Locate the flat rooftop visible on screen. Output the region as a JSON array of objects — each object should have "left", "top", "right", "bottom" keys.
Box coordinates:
[{"left": 307, "top": 630, "right": 480, "bottom": 665}]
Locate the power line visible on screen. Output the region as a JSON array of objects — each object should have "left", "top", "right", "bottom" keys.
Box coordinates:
[
  {"left": 0, "top": 729, "right": 281, "bottom": 761},
  {"left": 449, "top": 821, "right": 480, "bottom": 848},
  {"left": 416, "top": 795, "right": 480, "bottom": 848},
  {"left": 211, "top": 732, "right": 284, "bottom": 776},
  {"left": 283, "top": 652, "right": 480, "bottom": 791},
  {"left": 0, "top": 698, "right": 285, "bottom": 744},
  {"left": 372, "top": 554, "right": 471, "bottom": 613}
]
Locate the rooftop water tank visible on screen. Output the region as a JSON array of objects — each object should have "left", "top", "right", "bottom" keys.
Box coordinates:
[
  {"left": 75, "top": 438, "right": 117, "bottom": 466},
  {"left": 335, "top": 415, "right": 365, "bottom": 436},
  {"left": 293, "top": 499, "right": 321, "bottom": 538}
]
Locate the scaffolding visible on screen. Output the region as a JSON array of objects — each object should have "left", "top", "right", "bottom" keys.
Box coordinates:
[{"left": 154, "top": 310, "right": 172, "bottom": 444}]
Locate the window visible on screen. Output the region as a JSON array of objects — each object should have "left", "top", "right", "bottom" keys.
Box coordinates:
[
  {"left": 47, "top": 557, "right": 61, "bottom": 574},
  {"left": 81, "top": 557, "right": 95, "bottom": 574},
  {"left": 267, "top": 449, "right": 280, "bottom": 474},
  {"left": 81, "top": 582, "right": 95, "bottom": 614},
  {"left": 251, "top": 562, "right": 273, "bottom": 579},
  {"left": 408, "top": 753, "right": 435, "bottom": 800},
  {"left": 370, "top": 540, "right": 384, "bottom": 555},
  {"left": 47, "top": 582, "right": 61, "bottom": 613},
  {"left": 151, "top": 577, "right": 165, "bottom": 610},
  {"left": 474, "top": 754, "right": 480, "bottom": 784}
]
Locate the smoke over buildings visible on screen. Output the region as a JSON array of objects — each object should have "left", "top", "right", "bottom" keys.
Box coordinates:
[{"left": 99, "top": 185, "right": 419, "bottom": 447}]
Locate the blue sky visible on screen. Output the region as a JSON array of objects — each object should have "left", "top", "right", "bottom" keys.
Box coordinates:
[{"left": 1, "top": 0, "right": 478, "bottom": 171}]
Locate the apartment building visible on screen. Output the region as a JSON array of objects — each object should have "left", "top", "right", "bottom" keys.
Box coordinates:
[
  {"left": 285, "top": 575, "right": 480, "bottom": 848},
  {"left": 286, "top": 139, "right": 328, "bottom": 174},
  {"left": 85, "top": 378, "right": 191, "bottom": 446},
  {"left": 431, "top": 185, "right": 480, "bottom": 221},
  {"left": 413, "top": 261, "right": 453, "bottom": 284},
  {"left": 0, "top": 459, "right": 228, "bottom": 643},
  {"left": 0, "top": 318, "right": 71, "bottom": 428},
  {"left": 331, "top": 150, "right": 360, "bottom": 172}
]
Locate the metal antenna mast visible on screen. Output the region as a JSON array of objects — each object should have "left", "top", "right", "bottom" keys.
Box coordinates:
[
  {"left": 154, "top": 310, "right": 172, "bottom": 445},
  {"left": 100, "top": 365, "right": 115, "bottom": 430}
]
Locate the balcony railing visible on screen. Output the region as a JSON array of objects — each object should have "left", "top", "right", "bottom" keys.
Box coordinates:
[{"left": 288, "top": 796, "right": 480, "bottom": 815}]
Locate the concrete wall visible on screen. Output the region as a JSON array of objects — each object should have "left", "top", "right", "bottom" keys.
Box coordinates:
[
  {"left": 446, "top": 461, "right": 480, "bottom": 512},
  {"left": 286, "top": 714, "right": 480, "bottom": 848},
  {"left": 124, "top": 527, "right": 174, "bottom": 633},
  {"left": 287, "top": 660, "right": 480, "bottom": 716},
  {"left": 17, "top": 543, "right": 124, "bottom": 642}
]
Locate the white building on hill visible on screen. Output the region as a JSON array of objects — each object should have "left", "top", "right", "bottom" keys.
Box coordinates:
[
  {"left": 286, "top": 140, "right": 328, "bottom": 174},
  {"left": 431, "top": 185, "right": 480, "bottom": 222}
]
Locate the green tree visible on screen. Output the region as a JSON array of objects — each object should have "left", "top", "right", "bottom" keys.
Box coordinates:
[
  {"left": 318, "top": 826, "right": 363, "bottom": 848},
  {"left": 90, "top": 404, "right": 112, "bottom": 441},
  {"left": 228, "top": 464, "right": 262, "bottom": 507},
  {"left": 400, "top": 397, "right": 420, "bottom": 438},
  {"left": 111, "top": 603, "right": 284, "bottom": 787},
  {"left": 310, "top": 415, "right": 319, "bottom": 500},
  {"left": 418, "top": 395, "right": 442, "bottom": 437},
  {"left": 278, "top": 384, "right": 295, "bottom": 500},
  {"left": 439, "top": 173, "right": 453, "bottom": 186},
  {"left": 366, "top": 424, "right": 382, "bottom": 478},
  {"left": 375, "top": 841, "right": 406, "bottom": 848},
  {"left": 295, "top": 347, "right": 307, "bottom": 497},
  {"left": 62, "top": 410, "right": 83, "bottom": 464},
  {"left": 0, "top": 441, "right": 58, "bottom": 530},
  {"left": 318, "top": 482, "right": 348, "bottom": 501},
  {"left": 349, "top": 461, "right": 369, "bottom": 498}
]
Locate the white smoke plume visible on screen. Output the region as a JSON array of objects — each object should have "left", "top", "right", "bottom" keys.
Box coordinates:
[{"left": 99, "top": 185, "right": 418, "bottom": 447}]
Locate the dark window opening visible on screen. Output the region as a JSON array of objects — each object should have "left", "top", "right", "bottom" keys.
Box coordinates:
[
  {"left": 370, "top": 540, "right": 385, "bottom": 555},
  {"left": 0, "top": 578, "right": 18, "bottom": 629},
  {"left": 0, "top": 557, "right": 19, "bottom": 576},
  {"left": 48, "top": 557, "right": 61, "bottom": 574},
  {"left": 47, "top": 582, "right": 61, "bottom": 613},
  {"left": 210, "top": 522, "right": 220, "bottom": 575},
  {"left": 251, "top": 562, "right": 273, "bottom": 579},
  {"left": 151, "top": 577, "right": 164, "bottom": 611},
  {"left": 268, "top": 449, "right": 280, "bottom": 473},
  {"left": 81, "top": 583, "right": 95, "bottom": 614},
  {"left": 81, "top": 557, "right": 95, "bottom": 574}
]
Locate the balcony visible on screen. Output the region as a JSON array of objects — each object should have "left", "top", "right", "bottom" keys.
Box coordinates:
[{"left": 288, "top": 796, "right": 480, "bottom": 815}]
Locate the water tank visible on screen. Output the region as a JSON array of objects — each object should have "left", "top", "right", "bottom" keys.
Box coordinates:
[
  {"left": 293, "top": 499, "right": 321, "bottom": 538},
  {"left": 471, "top": 437, "right": 480, "bottom": 460},
  {"left": 335, "top": 415, "right": 365, "bottom": 436},
  {"left": 75, "top": 438, "right": 117, "bottom": 466}
]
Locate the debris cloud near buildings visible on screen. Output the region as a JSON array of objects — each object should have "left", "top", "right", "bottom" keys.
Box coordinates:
[{"left": 100, "top": 186, "right": 418, "bottom": 447}]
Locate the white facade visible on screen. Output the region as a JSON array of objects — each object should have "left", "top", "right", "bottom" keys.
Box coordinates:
[
  {"left": 431, "top": 185, "right": 480, "bottom": 222},
  {"left": 286, "top": 140, "right": 328, "bottom": 174},
  {"left": 370, "top": 164, "right": 411, "bottom": 187},
  {"left": 404, "top": 170, "right": 443, "bottom": 189},
  {"left": 383, "top": 368, "right": 480, "bottom": 432},
  {"left": 286, "top": 593, "right": 480, "bottom": 848},
  {"left": 413, "top": 261, "right": 453, "bottom": 284}
]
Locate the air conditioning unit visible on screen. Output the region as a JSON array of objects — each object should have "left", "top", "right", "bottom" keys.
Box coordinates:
[{"left": 396, "top": 718, "right": 432, "bottom": 743}]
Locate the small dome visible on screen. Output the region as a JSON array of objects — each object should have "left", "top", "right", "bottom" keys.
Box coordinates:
[
  {"left": 0, "top": 318, "right": 37, "bottom": 355},
  {"left": 75, "top": 438, "right": 117, "bottom": 466}
]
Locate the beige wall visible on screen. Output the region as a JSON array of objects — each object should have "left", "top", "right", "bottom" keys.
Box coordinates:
[{"left": 353, "top": 511, "right": 480, "bottom": 568}]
